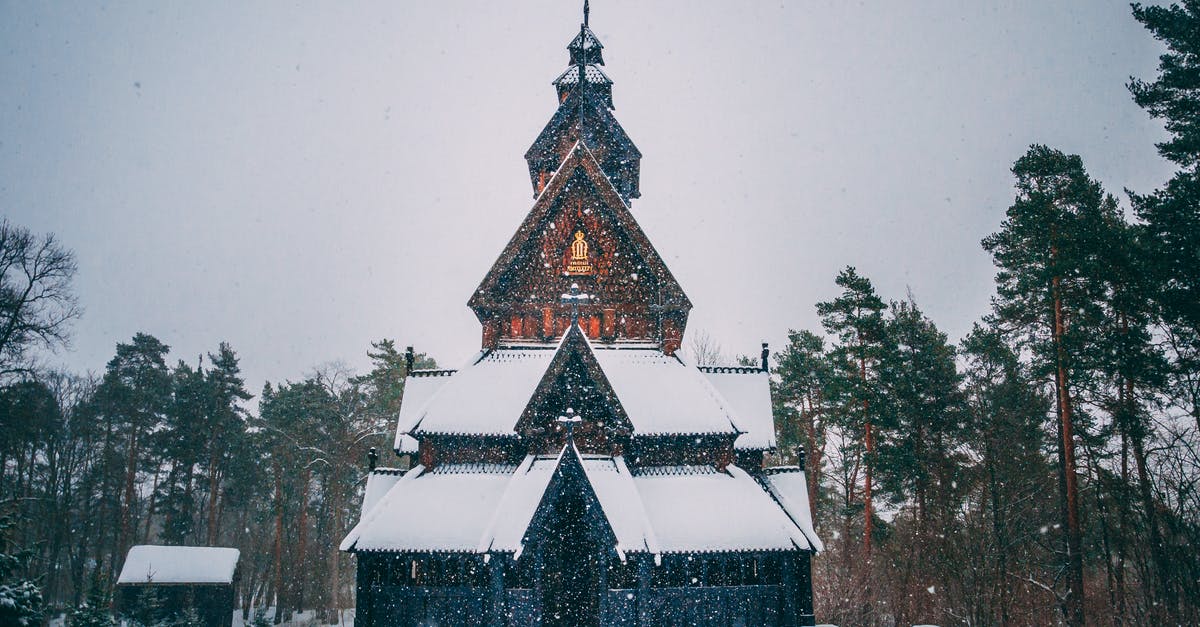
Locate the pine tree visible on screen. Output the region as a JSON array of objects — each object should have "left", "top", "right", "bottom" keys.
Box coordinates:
[
  {"left": 875, "top": 299, "right": 965, "bottom": 530},
  {"left": 1129, "top": 1, "right": 1200, "bottom": 432},
  {"left": 816, "top": 267, "right": 887, "bottom": 554},
  {"left": 94, "top": 334, "right": 172, "bottom": 580},
  {"left": 960, "top": 325, "right": 1052, "bottom": 626},
  {"left": 772, "top": 329, "right": 834, "bottom": 520},
  {"left": 982, "top": 145, "right": 1112, "bottom": 626}
]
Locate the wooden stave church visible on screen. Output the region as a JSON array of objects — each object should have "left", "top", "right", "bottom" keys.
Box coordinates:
[{"left": 341, "top": 7, "right": 821, "bottom": 626}]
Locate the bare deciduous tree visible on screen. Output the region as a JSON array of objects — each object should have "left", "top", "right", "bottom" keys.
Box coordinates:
[{"left": 0, "top": 218, "right": 81, "bottom": 379}]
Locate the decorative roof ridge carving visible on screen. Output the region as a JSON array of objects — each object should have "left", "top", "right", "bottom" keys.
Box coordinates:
[
  {"left": 631, "top": 465, "right": 720, "bottom": 477},
  {"left": 696, "top": 365, "right": 765, "bottom": 375},
  {"left": 408, "top": 369, "right": 457, "bottom": 378},
  {"left": 427, "top": 463, "right": 519, "bottom": 475}
]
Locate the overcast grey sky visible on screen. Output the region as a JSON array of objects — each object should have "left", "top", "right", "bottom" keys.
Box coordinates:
[{"left": 1, "top": 1, "right": 1175, "bottom": 396}]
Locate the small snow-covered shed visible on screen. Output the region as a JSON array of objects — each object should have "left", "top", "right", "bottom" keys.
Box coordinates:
[{"left": 115, "top": 545, "right": 240, "bottom": 627}]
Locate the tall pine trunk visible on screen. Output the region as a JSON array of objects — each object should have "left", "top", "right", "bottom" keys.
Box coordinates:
[
  {"left": 119, "top": 429, "right": 140, "bottom": 564},
  {"left": 295, "top": 467, "right": 310, "bottom": 614},
  {"left": 1052, "top": 272, "right": 1085, "bottom": 626},
  {"left": 272, "top": 460, "right": 284, "bottom": 625},
  {"left": 207, "top": 447, "right": 221, "bottom": 545},
  {"left": 859, "top": 342, "right": 873, "bottom": 555}
]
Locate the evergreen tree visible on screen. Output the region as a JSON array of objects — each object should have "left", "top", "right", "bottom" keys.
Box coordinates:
[
  {"left": 0, "top": 513, "right": 43, "bottom": 627},
  {"left": 1130, "top": 1, "right": 1200, "bottom": 431},
  {"left": 815, "top": 266, "right": 887, "bottom": 554},
  {"left": 772, "top": 329, "right": 834, "bottom": 519},
  {"left": 67, "top": 584, "right": 116, "bottom": 627},
  {"left": 199, "top": 343, "right": 252, "bottom": 545},
  {"left": 960, "top": 325, "right": 1053, "bottom": 626},
  {"left": 875, "top": 299, "right": 966, "bottom": 528},
  {"left": 94, "top": 334, "right": 172, "bottom": 580},
  {"left": 981, "top": 145, "right": 1113, "bottom": 626}
]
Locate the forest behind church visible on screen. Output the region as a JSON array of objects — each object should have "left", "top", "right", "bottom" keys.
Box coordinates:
[{"left": 1, "top": 2, "right": 1199, "bottom": 627}]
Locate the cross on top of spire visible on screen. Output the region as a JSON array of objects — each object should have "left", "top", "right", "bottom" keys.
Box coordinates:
[{"left": 568, "top": 4, "right": 604, "bottom": 67}]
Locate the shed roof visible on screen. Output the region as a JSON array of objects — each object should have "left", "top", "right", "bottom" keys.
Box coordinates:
[{"left": 117, "top": 546, "right": 240, "bottom": 585}]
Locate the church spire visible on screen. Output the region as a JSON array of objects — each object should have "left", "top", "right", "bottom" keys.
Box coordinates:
[{"left": 526, "top": 4, "right": 642, "bottom": 200}]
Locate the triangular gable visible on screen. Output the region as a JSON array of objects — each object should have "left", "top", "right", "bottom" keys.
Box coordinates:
[
  {"left": 519, "top": 444, "right": 619, "bottom": 561},
  {"left": 514, "top": 323, "right": 634, "bottom": 450},
  {"left": 471, "top": 141, "right": 689, "bottom": 312}
]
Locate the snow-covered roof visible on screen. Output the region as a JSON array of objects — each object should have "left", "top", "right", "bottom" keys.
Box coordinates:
[
  {"left": 344, "top": 452, "right": 814, "bottom": 557},
  {"left": 406, "top": 338, "right": 738, "bottom": 439},
  {"left": 762, "top": 467, "right": 824, "bottom": 551},
  {"left": 569, "top": 26, "right": 603, "bottom": 52},
  {"left": 410, "top": 348, "right": 555, "bottom": 436},
  {"left": 393, "top": 371, "right": 456, "bottom": 449},
  {"left": 701, "top": 368, "right": 777, "bottom": 450},
  {"left": 397, "top": 434, "right": 418, "bottom": 454},
  {"left": 341, "top": 464, "right": 516, "bottom": 553},
  {"left": 117, "top": 546, "right": 240, "bottom": 585},
  {"left": 592, "top": 347, "right": 740, "bottom": 436},
  {"left": 632, "top": 465, "right": 811, "bottom": 553},
  {"left": 360, "top": 469, "right": 404, "bottom": 520},
  {"left": 554, "top": 64, "right": 612, "bottom": 86},
  {"left": 580, "top": 455, "right": 659, "bottom": 557},
  {"left": 480, "top": 454, "right": 561, "bottom": 555}
]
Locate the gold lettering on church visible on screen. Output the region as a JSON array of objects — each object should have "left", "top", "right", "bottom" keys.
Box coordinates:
[{"left": 566, "top": 230, "right": 594, "bottom": 275}]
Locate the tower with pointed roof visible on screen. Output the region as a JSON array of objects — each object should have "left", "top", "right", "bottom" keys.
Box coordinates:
[{"left": 343, "top": 6, "right": 819, "bottom": 626}]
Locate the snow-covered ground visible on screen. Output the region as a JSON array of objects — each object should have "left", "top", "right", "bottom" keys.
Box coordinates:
[
  {"left": 230, "top": 608, "right": 355, "bottom": 627},
  {"left": 51, "top": 607, "right": 356, "bottom": 627}
]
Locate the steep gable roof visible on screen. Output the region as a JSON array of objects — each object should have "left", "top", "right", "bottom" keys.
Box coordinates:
[
  {"left": 470, "top": 141, "right": 689, "bottom": 313},
  {"left": 524, "top": 89, "right": 638, "bottom": 166}
]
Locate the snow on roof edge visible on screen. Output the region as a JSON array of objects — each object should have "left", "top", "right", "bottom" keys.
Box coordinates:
[{"left": 117, "top": 546, "right": 240, "bottom": 585}]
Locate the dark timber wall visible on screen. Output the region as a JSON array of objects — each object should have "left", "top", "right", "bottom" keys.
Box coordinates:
[
  {"left": 355, "top": 551, "right": 815, "bottom": 627},
  {"left": 116, "top": 582, "right": 235, "bottom": 627}
]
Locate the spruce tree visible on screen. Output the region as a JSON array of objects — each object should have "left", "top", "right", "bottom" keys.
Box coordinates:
[{"left": 0, "top": 513, "right": 43, "bottom": 627}]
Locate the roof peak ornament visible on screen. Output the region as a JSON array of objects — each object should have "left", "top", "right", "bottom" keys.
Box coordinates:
[
  {"left": 557, "top": 407, "right": 583, "bottom": 443},
  {"left": 584, "top": 0, "right": 590, "bottom": 27},
  {"left": 560, "top": 282, "right": 592, "bottom": 323}
]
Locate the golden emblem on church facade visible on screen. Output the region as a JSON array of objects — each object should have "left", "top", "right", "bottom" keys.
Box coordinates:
[{"left": 565, "top": 230, "right": 594, "bottom": 275}]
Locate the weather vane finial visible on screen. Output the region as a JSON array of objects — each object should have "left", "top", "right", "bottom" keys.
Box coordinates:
[{"left": 583, "top": 0, "right": 590, "bottom": 27}]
